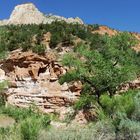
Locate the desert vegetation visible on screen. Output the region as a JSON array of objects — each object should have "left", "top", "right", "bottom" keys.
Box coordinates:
[
  {"left": 0, "top": 82, "right": 51, "bottom": 140},
  {"left": 0, "top": 21, "right": 140, "bottom": 140}
]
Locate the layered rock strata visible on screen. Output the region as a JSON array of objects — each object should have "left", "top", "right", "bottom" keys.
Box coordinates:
[{"left": 0, "top": 50, "right": 82, "bottom": 116}]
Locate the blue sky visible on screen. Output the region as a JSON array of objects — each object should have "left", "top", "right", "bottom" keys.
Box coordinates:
[{"left": 0, "top": 0, "right": 140, "bottom": 32}]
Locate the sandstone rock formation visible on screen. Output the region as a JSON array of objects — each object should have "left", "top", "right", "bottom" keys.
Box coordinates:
[
  {"left": 41, "top": 32, "right": 51, "bottom": 50},
  {"left": 0, "top": 3, "right": 84, "bottom": 26},
  {"left": 92, "top": 26, "right": 118, "bottom": 36},
  {"left": 0, "top": 50, "right": 82, "bottom": 117},
  {"left": 9, "top": 3, "right": 47, "bottom": 25},
  {"left": 132, "top": 33, "right": 140, "bottom": 52}
]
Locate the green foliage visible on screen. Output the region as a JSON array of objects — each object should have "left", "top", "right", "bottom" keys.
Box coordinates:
[
  {"left": 0, "top": 43, "right": 8, "bottom": 59},
  {"left": 118, "top": 119, "right": 140, "bottom": 140},
  {"left": 50, "top": 32, "right": 62, "bottom": 47},
  {"left": 40, "top": 115, "right": 51, "bottom": 128},
  {"left": 32, "top": 44, "right": 46, "bottom": 55},
  {"left": 99, "top": 91, "right": 136, "bottom": 119},
  {"left": 0, "top": 81, "right": 8, "bottom": 106},
  {"left": 59, "top": 70, "right": 79, "bottom": 85},
  {"left": 0, "top": 81, "right": 8, "bottom": 92},
  {"left": 74, "top": 95, "right": 95, "bottom": 110},
  {"left": 97, "top": 90, "right": 140, "bottom": 139},
  {"left": 60, "top": 33, "right": 140, "bottom": 104},
  {"left": 131, "top": 92, "right": 140, "bottom": 121},
  {"left": 59, "top": 33, "right": 140, "bottom": 139},
  {"left": 0, "top": 105, "right": 51, "bottom": 140},
  {"left": 0, "top": 21, "right": 92, "bottom": 52},
  {"left": 88, "top": 24, "right": 100, "bottom": 31},
  {"left": 0, "top": 95, "right": 5, "bottom": 107},
  {"left": 39, "top": 122, "right": 116, "bottom": 140},
  {"left": 0, "top": 106, "right": 37, "bottom": 122},
  {"left": 20, "top": 117, "right": 40, "bottom": 140}
]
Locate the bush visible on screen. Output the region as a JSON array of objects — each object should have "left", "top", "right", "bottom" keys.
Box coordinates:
[
  {"left": 74, "top": 94, "right": 95, "bottom": 110},
  {"left": 40, "top": 115, "right": 51, "bottom": 128},
  {"left": 0, "top": 105, "right": 41, "bottom": 122},
  {"left": 0, "top": 105, "right": 51, "bottom": 140},
  {"left": 90, "top": 24, "right": 100, "bottom": 31},
  {"left": 0, "top": 43, "right": 8, "bottom": 60},
  {"left": 97, "top": 90, "right": 140, "bottom": 140},
  {"left": 50, "top": 33, "right": 62, "bottom": 47},
  {"left": 20, "top": 117, "right": 40, "bottom": 140},
  {"left": 32, "top": 44, "right": 46, "bottom": 55},
  {"left": 0, "top": 81, "right": 8, "bottom": 106}
]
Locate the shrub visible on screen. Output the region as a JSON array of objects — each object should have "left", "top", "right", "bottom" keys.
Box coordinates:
[
  {"left": 0, "top": 81, "right": 8, "bottom": 106},
  {"left": 32, "top": 44, "right": 46, "bottom": 55},
  {"left": 91, "top": 24, "right": 100, "bottom": 31},
  {"left": 50, "top": 32, "right": 62, "bottom": 47},
  {"left": 0, "top": 43, "right": 8, "bottom": 60},
  {"left": 0, "top": 105, "right": 38, "bottom": 122},
  {"left": 97, "top": 90, "right": 140, "bottom": 140},
  {"left": 0, "top": 105, "right": 51, "bottom": 140},
  {"left": 20, "top": 117, "right": 40, "bottom": 140},
  {"left": 74, "top": 94, "right": 95, "bottom": 110},
  {"left": 40, "top": 115, "right": 51, "bottom": 128},
  {"left": 131, "top": 92, "right": 140, "bottom": 121}
]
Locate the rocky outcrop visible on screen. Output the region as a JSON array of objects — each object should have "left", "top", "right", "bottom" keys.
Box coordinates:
[
  {"left": 0, "top": 20, "right": 8, "bottom": 26},
  {"left": 119, "top": 78, "right": 140, "bottom": 93},
  {"left": 41, "top": 32, "right": 51, "bottom": 50},
  {"left": 46, "top": 14, "right": 84, "bottom": 24},
  {"left": 0, "top": 50, "right": 82, "bottom": 116},
  {"left": 92, "top": 26, "right": 117, "bottom": 36},
  {"left": 9, "top": 3, "right": 47, "bottom": 25},
  {"left": 0, "top": 3, "right": 84, "bottom": 26},
  {"left": 0, "top": 49, "right": 139, "bottom": 121}
]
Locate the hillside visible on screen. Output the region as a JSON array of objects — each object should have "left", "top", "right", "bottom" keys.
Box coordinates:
[{"left": 0, "top": 3, "right": 140, "bottom": 140}]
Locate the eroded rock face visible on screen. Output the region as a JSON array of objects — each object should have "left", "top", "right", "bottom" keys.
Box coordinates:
[
  {"left": 41, "top": 32, "right": 51, "bottom": 50},
  {"left": 119, "top": 78, "right": 140, "bottom": 93},
  {"left": 0, "top": 50, "right": 81, "bottom": 116},
  {"left": 9, "top": 3, "right": 47, "bottom": 25},
  {"left": 0, "top": 3, "right": 84, "bottom": 25},
  {"left": 92, "top": 26, "right": 117, "bottom": 36}
]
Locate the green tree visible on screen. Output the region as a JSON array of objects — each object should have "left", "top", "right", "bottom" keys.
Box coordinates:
[{"left": 59, "top": 33, "right": 139, "bottom": 108}]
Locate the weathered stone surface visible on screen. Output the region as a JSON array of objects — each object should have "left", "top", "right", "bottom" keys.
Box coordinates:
[
  {"left": 92, "top": 26, "right": 117, "bottom": 36},
  {"left": 72, "top": 110, "right": 88, "bottom": 124},
  {"left": 69, "top": 81, "right": 82, "bottom": 92},
  {"left": 119, "top": 77, "right": 140, "bottom": 93},
  {"left": 9, "top": 3, "right": 47, "bottom": 25},
  {"left": 41, "top": 32, "right": 51, "bottom": 50},
  {"left": 1, "top": 50, "right": 81, "bottom": 117}
]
